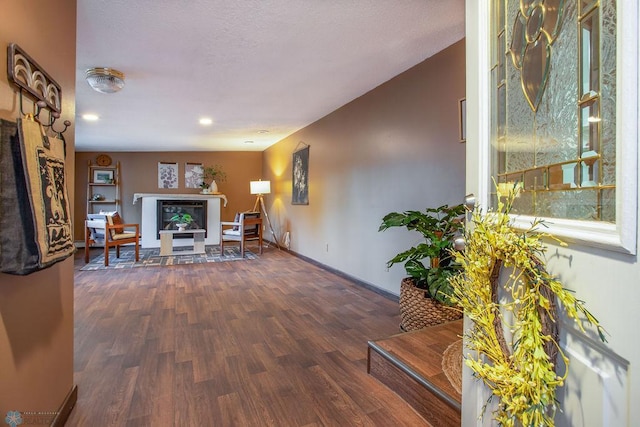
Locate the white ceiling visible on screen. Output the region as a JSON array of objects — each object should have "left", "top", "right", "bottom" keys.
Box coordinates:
[{"left": 75, "top": 1, "right": 465, "bottom": 152}]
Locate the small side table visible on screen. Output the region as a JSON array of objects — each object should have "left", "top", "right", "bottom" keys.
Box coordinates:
[{"left": 159, "top": 229, "right": 206, "bottom": 256}]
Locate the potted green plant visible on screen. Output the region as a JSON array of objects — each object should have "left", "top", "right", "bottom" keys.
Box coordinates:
[
  {"left": 170, "top": 213, "right": 192, "bottom": 231},
  {"left": 379, "top": 203, "right": 466, "bottom": 330},
  {"left": 201, "top": 164, "right": 227, "bottom": 193}
]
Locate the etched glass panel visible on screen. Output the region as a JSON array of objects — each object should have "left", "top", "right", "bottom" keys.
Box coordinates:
[
  {"left": 600, "top": 188, "right": 615, "bottom": 222},
  {"left": 497, "top": 84, "right": 507, "bottom": 138},
  {"left": 498, "top": 32, "right": 506, "bottom": 83},
  {"left": 580, "top": 10, "right": 600, "bottom": 96},
  {"left": 491, "top": 0, "right": 616, "bottom": 223},
  {"left": 600, "top": 0, "right": 617, "bottom": 186},
  {"left": 548, "top": 163, "right": 577, "bottom": 190},
  {"left": 524, "top": 167, "right": 546, "bottom": 190},
  {"left": 492, "top": 0, "right": 503, "bottom": 65},
  {"left": 579, "top": 99, "right": 600, "bottom": 155},
  {"left": 510, "top": 12, "right": 526, "bottom": 68},
  {"left": 581, "top": 156, "right": 599, "bottom": 187},
  {"left": 580, "top": 0, "right": 598, "bottom": 14},
  {"left": 542, "top": 0, "right": 566, "bottom": 41},
  {"left": 520, "top": 0, "right": 536, "bottom": 14}
]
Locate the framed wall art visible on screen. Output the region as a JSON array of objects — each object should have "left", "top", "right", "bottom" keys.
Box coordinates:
[
  {"left": 185, "top": 162, "right": 203, "bottom": 189},
  {"left": 292, "top": 145, "right": 309, "bottom": 205},
  {"left": 93, "top": 169, "right": 114, "bottom": 184},
  {"left": 158, "top": 162, "right": 178, "bottom": 189}
]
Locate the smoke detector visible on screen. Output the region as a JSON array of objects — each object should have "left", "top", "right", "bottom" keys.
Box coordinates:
[{"left": 85, "top": 67, "right": 125, "bottom": 93}]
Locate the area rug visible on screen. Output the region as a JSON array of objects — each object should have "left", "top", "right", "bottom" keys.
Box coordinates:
[{"left": 81, "top": 245, "right": 256, "bottom": 271}]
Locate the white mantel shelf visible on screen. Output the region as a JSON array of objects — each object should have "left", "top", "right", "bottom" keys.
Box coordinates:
[
  {"left": 133, "top": 192, "right": 227, "bottom": 206},
  {"left": 135, "top": 193, "right": 228, "bottom": 248}
]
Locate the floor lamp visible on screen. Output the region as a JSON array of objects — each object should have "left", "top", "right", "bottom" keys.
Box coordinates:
[{"left": 250, "top": 180, "right": 280, "bottom": 249}]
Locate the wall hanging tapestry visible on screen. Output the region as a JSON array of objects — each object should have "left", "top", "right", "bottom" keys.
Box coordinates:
[
  {"left": 0, "top": 116, "right": 74, "bottom": 275},
  {"left": 292, "top": 144, "right": 309, "bottom": 205}
]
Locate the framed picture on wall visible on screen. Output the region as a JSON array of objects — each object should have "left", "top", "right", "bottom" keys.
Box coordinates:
[
  {"left": 292, "top": 145, "right": 309, "bottom": 205},
  {"left": 185, "top": 162, "right": 203, "bottom": 188},
  {"left": 158, "top": 162, "right": 179, "bottom": 189},
  {"left": 93, "top": 169, "right": 114, "bottom": 184}
]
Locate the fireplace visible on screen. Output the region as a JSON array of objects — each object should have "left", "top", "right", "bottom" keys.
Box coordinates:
[
  {"left": 157, "top": 200, "right": 207, "bottom": 239},
  {"left": 135, "top": 193, "right": 225, "bottom": 248}
]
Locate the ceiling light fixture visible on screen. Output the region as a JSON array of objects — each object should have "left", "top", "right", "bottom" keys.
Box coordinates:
[
  {"left": 85, "top": 67, "right": 125, "bottom": 93},
  {"left": 82, "top": 114, "right": 99, "bottom": 121},
  {"left": 199, "top": 118, "right": 213, "bottom": 125}
]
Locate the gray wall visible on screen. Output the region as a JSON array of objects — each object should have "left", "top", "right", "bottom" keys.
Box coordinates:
[{"left": 263, "top": 39, "right": 466, "bottom": 295}]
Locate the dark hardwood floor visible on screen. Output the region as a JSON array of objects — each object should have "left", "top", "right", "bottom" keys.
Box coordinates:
[{"left": 68, "top": 247, "right": 430, "bottom": 426}]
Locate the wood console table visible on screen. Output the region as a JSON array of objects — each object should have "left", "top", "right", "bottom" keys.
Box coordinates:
[{"left": 159, "top": 229, "right": 206, "bottom": 256}]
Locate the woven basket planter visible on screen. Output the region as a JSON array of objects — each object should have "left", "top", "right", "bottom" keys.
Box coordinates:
[{"left": 399, "top": 277, "right": 463, "bottom": 331}]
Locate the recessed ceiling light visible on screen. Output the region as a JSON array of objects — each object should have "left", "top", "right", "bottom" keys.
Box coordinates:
[
  {"left": 82, "top": 114, "right": 99, "bottom": 121},
  {"left": 257, "top": 129, "right": 269, "bottom": 134},
  {"left": 244, "top": 140, "right": 254, "bottom": 144},
  {"left": 199, "top": 118, "right": 213, "bottom": 125}
]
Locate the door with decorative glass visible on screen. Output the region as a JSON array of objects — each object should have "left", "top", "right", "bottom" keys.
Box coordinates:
[{"left": 463, "top": 0, "right": 639, "bottom": 425}]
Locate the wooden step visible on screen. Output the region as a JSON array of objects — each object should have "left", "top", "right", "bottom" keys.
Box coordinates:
[{"left": 367, "top": 319, "right": 463, "bottom": 427}]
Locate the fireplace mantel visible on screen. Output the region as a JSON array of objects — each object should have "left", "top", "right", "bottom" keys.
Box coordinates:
[
  {"left": 133, "top": 192, "right": 227, "bottom": 206},
  {"left": 135, "top": 193, "right": 227, "bottom": 248}
]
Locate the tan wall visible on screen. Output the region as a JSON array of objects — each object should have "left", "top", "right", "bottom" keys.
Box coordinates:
[
  {"left": 0, "top": 0, "right": 77, "bottom": 418},
  {"left": 74, "top": 151, "right": 263, "bottom": 239},
  {"left": 263, "top": 39, "right": 466, "bottom": 295}
]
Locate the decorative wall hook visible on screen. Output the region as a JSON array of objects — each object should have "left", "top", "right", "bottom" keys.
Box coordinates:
[
  {"left": 8, "top": 43, "right": 62, "bottom": 114},
  {"left": 52, "top": 119, "right": 71, "bottom": 136},
  {"left": 34, "top": 100, "right": 47, "bottom": 121},
  {"left": 8, "top": 43, "right": 72, "bottom": 142}
]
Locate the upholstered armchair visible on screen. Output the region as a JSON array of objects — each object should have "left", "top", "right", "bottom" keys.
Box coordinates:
[{"left": 220, "top": 212, "right": 262, "bottom": 258}]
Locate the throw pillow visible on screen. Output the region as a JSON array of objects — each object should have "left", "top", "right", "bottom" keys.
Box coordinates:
[{"left": 110, "top": 212, "right": 125, "bottom": 234}]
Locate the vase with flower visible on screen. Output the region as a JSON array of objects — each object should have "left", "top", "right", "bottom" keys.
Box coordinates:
[{"left": 201, "top": 164, "right": 227, "bottom": 194}]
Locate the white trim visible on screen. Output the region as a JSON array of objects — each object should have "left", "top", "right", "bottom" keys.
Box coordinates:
[
  {"left": 615, "top": 0, "right": 639, "bottom": 254},
  {"left": 509, "top": 215, "right": 631, "bottom": 253},
  {"left": 463, "top": 3, "right": 494, "bottom": 426},
  {"left": 466, "top": 0, "right": 492, "bottom": 210}
]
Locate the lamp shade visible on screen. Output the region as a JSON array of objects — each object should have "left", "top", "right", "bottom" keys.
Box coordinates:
[{"left": 250, "top": 180, "right": 271, "bottom": 195}]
